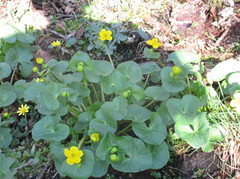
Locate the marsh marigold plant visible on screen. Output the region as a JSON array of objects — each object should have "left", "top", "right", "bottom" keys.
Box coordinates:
[
  {"left": 17, "top": 104, "right": 30, "bottom": 116},
  {"left": 146, "top": 38, "right": 162, "bottom": 48},
  {"left": 98, "top": 29, "right": 113, "bottom": 41},
  {"left": 64, "top": 146, "right": 84, "bottom": 165}
]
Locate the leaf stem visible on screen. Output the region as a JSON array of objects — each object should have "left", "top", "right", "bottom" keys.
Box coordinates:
[
  {"left": 91, "top": 83, "right": 100, "bottom": 103},
  {"left": 144, "top": 100, "right": 155, "bottom": 108},
  {"left": 105, "top": 46, "right": 114, "bottom": 68},
  {"left": 143, "top": 74, "right": 150, "bottom": 89},
  {"left": 78, "top": 136, "right": 87, "bottom": 149},
  {"left": 83, "top": 72, "right": 92, "bottom": 105},
  {"left": 116, "top": 121, "right": 133, "bottom": 136},
  {"left": 10, "top": 67, "right": 17, "bottom": 84},
  {"left": 100, "top": 82, "right": 105, "bottom": 103}
]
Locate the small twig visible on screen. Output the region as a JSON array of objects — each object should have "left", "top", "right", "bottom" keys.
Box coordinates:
[
  {"left": 15, "top": 160, "right": 38, "bottom": 170},
  {"left": 169, "top": 166, "right": 190, "bottom": 176},
  {"left": 45, "top": 29, "right": 66, "bottom": 39}
]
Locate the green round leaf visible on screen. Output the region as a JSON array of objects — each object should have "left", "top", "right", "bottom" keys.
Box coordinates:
[
  {"left": 126, "top": 104, "right": 151, "bottom": 122},
  {"left": 175, "top": 113, "right": 209, "bottom": 148},
  {"left": 111, "top": 136, "right": 152, "bottom": 172},
  {"left": 161, "top": 67, "right": 187, "bottom": 93},
  {"left": 32, "top": 116, "right": 70, "bottom": 141},
  {"left": 0, "top": 127, "right": 12, "bottom": 148},
  {"left": 156, "top": 102, "right": 174, "bottom": 126},
  {"left": 132, "top": 113, "right": 167, "bottom": 145},
  {"left": 140, "top": 62, "right": 161, "bottom": 74},
  {"left": 143, "top": 47, "right": 161, "bottom": 59},
  {"left": 0, "top": 153, "right": 16, "bottom": 179},
  {"left": 149, "top": 141, "right": 169, "bottom": 169},
  {"left": 144, "top": 86, "right": 170, "bottom": 101},
  {"left": 117, "top": 61, "right": 142, "bottom": 83},
  {"left": 101, "top": 71, "right": 129, "bottom": 94},
  {"left": 89, "top": 117, "right": 117, "bottom": 136},
  {"left": 0, "top": 63, "right": 11, "bottom": 78},
  {"left": 0, "top": 82, "right": 17, "bottom": 107},
  {"left": 167, "top": 51, "right": 200, "bottom": 65},
  {"left": 94, "top": 60, "right": 114, "bottom": 76},
  {"left": 166, "top": 95, "right": 201, "bottom": 125},
  {"left": 91, "top": 158, "right": 109, "bottom": 177}
]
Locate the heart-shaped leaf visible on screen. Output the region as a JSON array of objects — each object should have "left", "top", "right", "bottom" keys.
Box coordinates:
[
  {"left": 161, "top": 67, "right": 187, "bottom": 93},
  {"left": 166, "top": 95, "right": 201, "bottom": 125},
  {"left": 0, "top": 63, "right": 11, "bottom": 78},
  {"left": 167, "top": 51, "right": 200, "bottom": 65},
  {"left": 0, "top": 127, "right": 12, "bottom": 148},
  {"left": 0, "top": 82, "right": 17, "bottom": 107},
  {"left": 132, "top": 113, "right": 167, "bottom": 145},
  {"left": 126, "top": 104, "right": 151, "bottom": 122},
  {"left": 148, "top": 141, "right": 169, "bottom": 169},
  {"left": 144, "top": 86, "right": 170, "bottom": 101},
  {"left": 174, "top": 113, "right": 209, "bottom": 148},
  {"left": 32, "top": 116, "right": 70, "bottom": 141},
  {"left": 116, "top": 61, "right": 142, "bottom": 83}
]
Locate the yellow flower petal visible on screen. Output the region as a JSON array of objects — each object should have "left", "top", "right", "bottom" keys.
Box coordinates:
[
  {"left": 76, "top": 150, "right": 84, "bottom": 158},
  {"left": 66, "top": 158, "right": 75, "bottom": 165},
  {"left": 17, "top": 104, "right": 30, "bottom": 116},
  {"left": 64, "top": 149, "right": 71, "bottom": 157},
  {"left": 70, "top": 146, "right": 78, "bottom": 153},
  {"left": 73, "top": 157, "right": 81, "bottom": 164},
  {"left": 146, "top": 39, "right": 153, "bottom": 45}
]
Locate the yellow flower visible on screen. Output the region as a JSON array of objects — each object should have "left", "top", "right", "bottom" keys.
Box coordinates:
[
  {"left": 51, "top": 40, "right": 62, "bottom": 47},
  {"left": 90, "top": 133, "right": 100, "bottom": 142},
  {"left": 64, "top": 146, "right": 84, "bottom": 165},
  {"left": 17, "top": 104, "right": 30, "bottom": 116},
  {"left": 35, "top": 78, "right": 44, "bottom": 82},
  {"left": 146, "top": 38, "right": 162, "bottom": 48},
  {"left": 98, "top": 29, "right": 113, "bottom": 41},
  {"left": 230, "top": 92, "right": 240, "bottom": 113}
]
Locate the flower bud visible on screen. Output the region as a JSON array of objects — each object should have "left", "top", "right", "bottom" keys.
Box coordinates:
[
  {"left": 78, "top": 65, "right": 84, "bottom": 72},
  {"left": 122, "top": 91, "right": 129, "bottom": 98},
  {"left": 110, "top": 154, "right": 119, "bottom": 162},
  {"left": 32, "top": 67, "right": 39, "bottom": 72},
  {"left": 90, "top": 133, "right": 100, "bottom": 142},
  {"left": 110, "top": 146, "right": 118, "bottom": 153},
  {"left": 36, "top": 58, "right": 44, "bottom": 64},
  {"left": 62, "top": 91, "right": 70, "bottom": 97},
  {"left": 172, "top": 66, "right": 182, "bottom": 75}
]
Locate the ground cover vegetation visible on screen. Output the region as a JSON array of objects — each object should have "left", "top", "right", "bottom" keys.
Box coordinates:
[{"left": 0, "top": 0, "right": 239, "bottom": 178}]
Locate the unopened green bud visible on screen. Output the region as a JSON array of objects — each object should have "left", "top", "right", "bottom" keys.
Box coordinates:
[
  {"left": 110, "top": 154, "right": 119, "bottom": 162},
  {"left": 62, "top": 91, "right": 70, "bottom": 97},
  {"left": 32, "top": 67, "right": 38, "bottom": 72},
  {"left": 172, "top": 66, "right": 182, "bottom": 75},
  {"left": 122, "top": 91, "right": 129, "bottom": 98},
  {"left": 3, "top": 113, "right": 9, "bottom": 118},
  {"left": 110, "top": 146, "right": 118, "bottom": 153},
  {"left": 36, "top": 58, "right": 44, "bottom": 64}
]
